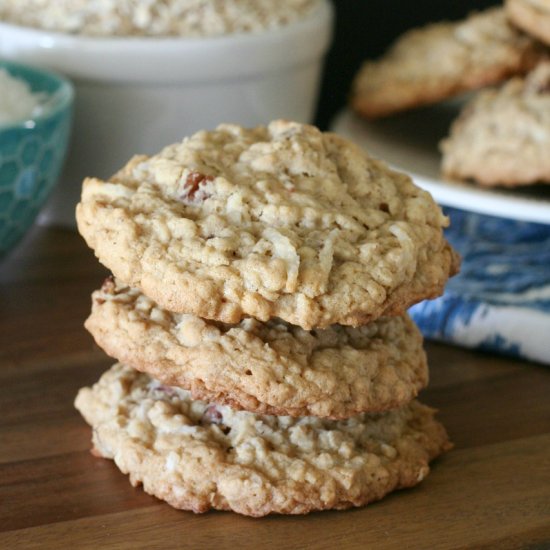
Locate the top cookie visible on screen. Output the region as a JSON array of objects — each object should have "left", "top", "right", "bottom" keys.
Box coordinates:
[
  {"left": 351, "top": 7, "right": 544, "bottom": 119},
  {"left": 77, "top": 120, "right": 458, "bottom": 330}
]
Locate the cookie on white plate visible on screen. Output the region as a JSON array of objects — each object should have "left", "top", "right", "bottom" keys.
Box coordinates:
[
  {"left": 351, "top": 7, "right": 544, "bottom": 118},
  {"left": 441, "top": 62, "right": 550, "bottom": 187}
]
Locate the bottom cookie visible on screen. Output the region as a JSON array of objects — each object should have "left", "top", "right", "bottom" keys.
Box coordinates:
[{"left": 75, "top": 363, "right": 451, "bottom": 517}]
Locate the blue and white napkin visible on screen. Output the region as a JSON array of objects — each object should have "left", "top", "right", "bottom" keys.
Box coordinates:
[{"left": 409, "top": 207, "right": 550, "bottom": 365}]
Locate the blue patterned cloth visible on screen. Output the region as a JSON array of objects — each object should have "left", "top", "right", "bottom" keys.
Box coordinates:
[{"left": 409, "top": 208, "right": 550, "bottom": 365}]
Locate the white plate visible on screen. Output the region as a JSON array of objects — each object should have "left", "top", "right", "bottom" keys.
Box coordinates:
[{"left": 331, "top": 108, "right": 550, "bottom": 225}]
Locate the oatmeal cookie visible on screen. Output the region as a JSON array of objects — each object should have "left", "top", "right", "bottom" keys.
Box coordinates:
[
  {"left": 75, "top": 363, "right": 451, "bottom": 517},
  {"left": 506, "top": 0, "right": 550, "bottom": 46},
  {"left": 351, "top": 7, "right": 544, "bottom": 118},
  {"left": 85, "top": 277, "right": 429, "bottom": 419},
  {"left": 441, "top": 62, "right": 550, "bottom": 187},
  {"left": 76, "top": 121, "right": 458, "bottom": 329}
]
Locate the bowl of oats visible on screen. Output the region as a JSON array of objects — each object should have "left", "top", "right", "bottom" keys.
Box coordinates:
[
  {"left": 0, "top": 0, "right": 333, "bottom": 226},
  {"left": 0, "top": 60, "right": 73, "bottom": 256}
]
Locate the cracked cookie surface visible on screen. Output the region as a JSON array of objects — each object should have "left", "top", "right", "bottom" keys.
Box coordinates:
[
  {"left": 77, "top": 120, "right": 458, "bottom": 329},
  {"left": 85, "top": 277, "right": 429, "bottom": 419},
  {"left": 75, "top": 363, "right": 451, "bottom": 517},
  {"left": 351, "top": 7, "right": 544, "bottom": 118}
]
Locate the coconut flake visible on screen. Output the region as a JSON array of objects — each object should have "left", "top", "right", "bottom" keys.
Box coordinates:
[
  {"left": 0, "top": 69, "right": 44, "bottom": 125},
  {"left": 262, "top": 227, "right": 300, "bottom": 293}
]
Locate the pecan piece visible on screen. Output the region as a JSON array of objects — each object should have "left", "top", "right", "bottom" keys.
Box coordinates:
[
  {"left": 201, "top": 404, "right": 223, "bottom": 425},
  {"left": 179, "top": 171, "right": 214, "bottom": 203},
  {"left": 154, "top": 384, "right": 177, "bottom": 397},
  {"left": 96, "top": 274, "right": 116, "bottom": 303}
]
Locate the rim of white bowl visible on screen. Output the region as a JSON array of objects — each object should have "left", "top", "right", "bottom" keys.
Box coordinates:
[
  {"left": 0, "top": 59, "right": 74, "bottom": 131},
  {"left": 0, "top": 0, "right": 333, "bottom": 83}
]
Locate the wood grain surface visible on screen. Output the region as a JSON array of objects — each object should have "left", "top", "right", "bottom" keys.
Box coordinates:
[{"left": 1, "top": 226, "right": 549, "bottom": 550}]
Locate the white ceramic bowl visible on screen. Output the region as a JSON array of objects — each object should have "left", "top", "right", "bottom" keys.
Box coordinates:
[{"left": 0, "top": 1, "right": 333, "bottom": 226}]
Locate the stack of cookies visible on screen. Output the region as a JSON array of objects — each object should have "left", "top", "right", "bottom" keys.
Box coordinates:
[{"left": 74, "top": 120, "right": 459, "bottom": 517}]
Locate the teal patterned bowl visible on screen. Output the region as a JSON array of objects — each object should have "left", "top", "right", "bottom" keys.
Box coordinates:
[{"left": 0, "top": 60, "right": 73, "bottom": 257}]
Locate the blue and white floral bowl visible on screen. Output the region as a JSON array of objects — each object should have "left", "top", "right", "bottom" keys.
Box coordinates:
[{"left": 0, "top": 60, "right": 73, "bottom": 257}]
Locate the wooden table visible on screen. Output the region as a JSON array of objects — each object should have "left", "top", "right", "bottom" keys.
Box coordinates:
[{"left": 1, "top": 226, "right": 549, "bottom": 550}]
